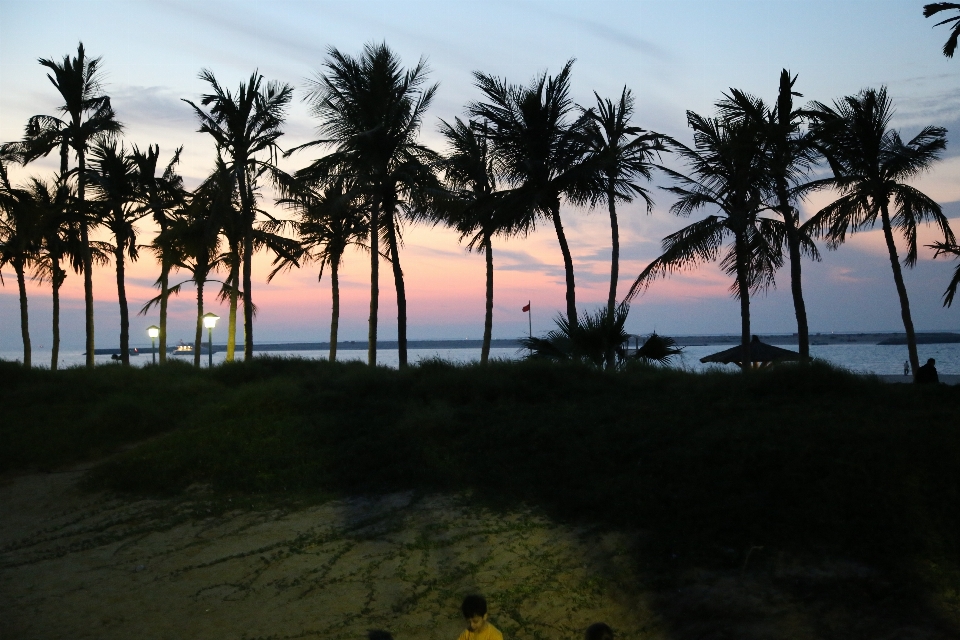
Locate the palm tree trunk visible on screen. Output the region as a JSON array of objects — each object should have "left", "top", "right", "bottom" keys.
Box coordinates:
[
  {"left": 194, "top": 278, "right": 204, "bottom": 368},
  {"left": 242, "top": 230, "right": 254, "bottom": 360},
  {"left": 15, "top": 262, "right": 31, "bottom": 368},
  {"left": 551, "top": 201, "right": 577, "bottom": 329},
  {"left": 880, "top": 202, "right": 920, "bottom": 376},
  {"left": 481, "top": 233, "right": 493, "bottom": 366},
  {"left": 385, "top": 209, "right": 408, "bottom": 368},
  {"left": 115, "top": 239, "right": 130, "bottom": 366},
  {"left": 606, "top": 187, "right": 619, "bottom": 319},
  {"left": 368, "top": 194, "right": 381, "bottom": 366},
  {"left": 606, "top": 186, "right": 619, "bottom": 370},
  {"left": 330, "top": 261, "right": 339, "bottom": 362},
  {"left": 735, "top": 233, "right": 751, "bottom": 371},
  {"left": 78, "top": 148, "right": 95, "bottom": 368},
  {"left": 51, "top": 260, "right": 62, "bottom": 370},
  {"left": 158, "top": 261, "right": 169, "bottom": 364},
  {"left": 226, "top": 250, "right": 239, "bottom": 361},
  {"left": 778, "top": 188, "right": 809, "bottom": 360}
]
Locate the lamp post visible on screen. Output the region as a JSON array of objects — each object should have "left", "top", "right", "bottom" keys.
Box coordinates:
[
  {"left": 147, "top": 326, "right": 160, "bottom": 364},
  {"left": 201, "top": 313, "right": 219, "bottom": 368}
]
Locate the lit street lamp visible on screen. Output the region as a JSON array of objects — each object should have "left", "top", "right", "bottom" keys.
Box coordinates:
[
  {"left": 147, "top": 325, "right": 160, "bottom": 364},
  {"left": 202, "top": 313, "right": 219, "bottom": 368}
]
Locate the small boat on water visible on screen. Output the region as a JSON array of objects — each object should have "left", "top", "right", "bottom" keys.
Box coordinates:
[
  {"left": 109, "top": 348, "right": 140, "bottom": 360},
  {"left": 171, "top": 341, "right": 194, "bottom": 356}
]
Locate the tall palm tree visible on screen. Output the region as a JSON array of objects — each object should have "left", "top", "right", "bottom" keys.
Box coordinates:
[
  {"left": 434, "top": 118, "right": 504, "bottom": 365},
  {"left": 88, "top": 140, "right": 145, "bottom": 366},
  {"left": 0, "top": 181, "right": 44, "bottom": 367},
  {"left": 469, "top": 61, "right": 595, "bottom": 330},
  {"left": 27, "top": 176, "right": 78, "bottom": 370},
  {"left": 30, "top": 43, "right": 122, "bottom": 367},
  {"left": 718, "top": 70, "right": 820, "bottom": 359},
  {"left": 923, "top": 3, "right": 960, "bottom": 57},
  {"left": 581, "top": 88, "right": 663, "bottom": 319},
  {"left": 296, "top": 42, "right": 438, "bottom": 367},
  {"left": 132, "top": 144, "right": 184, "bottom": 364},
  {"left": 806, "top": 87, "right": 955, "bottom": 376},
  {"left": 183, "top": 70, "right": 292, "bottom": 361},
  {"left": 626, "top": 113, "right": 781, "bottom": 368},
  {"left": 274, "top": 175, "right": 367, "bottom": 361}
]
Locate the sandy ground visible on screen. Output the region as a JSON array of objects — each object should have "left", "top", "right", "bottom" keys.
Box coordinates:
[
  {"left": 0, "top": 469, "right": 654, "bottom": 640},
  {"left": 3, "top": 468, "right": 960, "bottom": 640}
]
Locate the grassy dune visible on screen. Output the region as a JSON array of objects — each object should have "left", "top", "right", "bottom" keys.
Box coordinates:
[{"left": 4, "top": 356, "right": 960, "bottom": 635}]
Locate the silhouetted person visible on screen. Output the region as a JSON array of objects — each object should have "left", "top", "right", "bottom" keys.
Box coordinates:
[
  {"left": 458, "top": 594, "right": 502, "bottom": 640},
  {"left": 368, "top": 632, "right": 394, "bottom": 640},
  {"left": 904, "top": 359, "right": 910, "bottom": 376},
  {"left": 916, "top": 358, "right": 939, "bottom": 384},
  {"left": 585, "top": 622, "right": 614, "bottom": 640}
]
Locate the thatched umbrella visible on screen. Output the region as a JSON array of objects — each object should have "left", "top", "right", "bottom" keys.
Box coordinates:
[{"left": 700, "top": 335, "right": 801, "bottom": 369}]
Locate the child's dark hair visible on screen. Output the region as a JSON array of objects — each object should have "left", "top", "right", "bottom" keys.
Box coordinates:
[
  {"left": 461, "top": 594, "right": 488, "bottom": 618},
  {"left": 585, "top": 622, "right": 614, "bottom": 640}
]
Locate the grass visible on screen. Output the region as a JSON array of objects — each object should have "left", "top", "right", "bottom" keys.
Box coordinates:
[{"left": 3, "top": 356, "right": 960, "bottom": 569}]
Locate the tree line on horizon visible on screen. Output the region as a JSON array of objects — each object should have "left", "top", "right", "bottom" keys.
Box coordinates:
[{"left": 3, "top": 4, "right": 960, "bottom": 375}]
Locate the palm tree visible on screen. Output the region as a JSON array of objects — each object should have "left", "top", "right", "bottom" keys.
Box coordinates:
[
  {"left": 88, "top": 140, "right": 145, "bottom": 366},
  {"left": 923, "top": 3, "right": 960, "bottom": 57},
  {"left": 626, "top": 113, "right": 781, "bottom": 369},
  {"left": 27, "top": 176, "right": 77, "bottom": 370},
  {"left": 131, "top": 144, "right": 184, "bottom": 364},
  {"left": 718, "top": 70, "right": 820, "bottom": 359},
  {"left": 183, "top": 70, "right": 292, "bottom": 361},
  {"left": 469, "top": 61, "right": 596, "bottom": 330},
  {"left": 806, "top": 87, "right": 955, "bottom": 376},
  {"left": 434, "top": 118, "right": 508, "bottom": 365},
  {"left": 31, "top": 43, "right": 122, "bottom": 367},
  {"left": 274, "top": 175, "right": 367, "bottom": 361},
  {"left": 0, "top": 182, "right": 44, "bottom": 367},
  {"left": 296, "top": 42, "right": 438, "bottom": 367},
  {"left": 581, "top": 88, "right": 663, "bottom": 318}
]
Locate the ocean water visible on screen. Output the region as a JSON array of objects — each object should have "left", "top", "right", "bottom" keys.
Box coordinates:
[{"left": 2, "top": 343, "right": 959, "bottom": 375}]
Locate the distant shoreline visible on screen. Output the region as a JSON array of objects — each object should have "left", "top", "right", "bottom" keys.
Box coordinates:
[{"left": 90, "top": 332, "right": 960, "bottom": 354}]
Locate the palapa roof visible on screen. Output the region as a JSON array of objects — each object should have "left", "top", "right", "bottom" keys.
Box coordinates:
[{"left": 700, "top": 335, "right": 801, "bottom": 366}]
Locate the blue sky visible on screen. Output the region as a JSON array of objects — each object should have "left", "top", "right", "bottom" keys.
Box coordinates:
[{"left": 1, "top": 0, "right": 959, "bottom": 348}]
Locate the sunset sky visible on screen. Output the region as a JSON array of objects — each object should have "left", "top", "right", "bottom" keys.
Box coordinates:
[{"left": 2, "top": 0, "right": 959, "bottom": 349}]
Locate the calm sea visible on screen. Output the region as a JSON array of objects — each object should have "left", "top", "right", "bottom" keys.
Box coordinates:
[{"left": 2, "top": 343, "right": 960, "bottom": 375}]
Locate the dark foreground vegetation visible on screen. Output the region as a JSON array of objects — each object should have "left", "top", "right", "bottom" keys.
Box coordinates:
[{"left": 3, "top": 357, "right": 960, "bottom": 634}]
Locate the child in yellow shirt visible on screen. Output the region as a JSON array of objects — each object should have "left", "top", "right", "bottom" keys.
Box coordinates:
[{"left": 456, "top": 594, "right": 503, "bottom": 640}]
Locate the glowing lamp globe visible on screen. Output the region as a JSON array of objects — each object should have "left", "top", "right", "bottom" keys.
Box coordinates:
[
  {"left": 147, "top": 325, "right": 160, "bottom": 339},
  {"left": 202, "top": 313, "right": 220, "bottom": 330}
]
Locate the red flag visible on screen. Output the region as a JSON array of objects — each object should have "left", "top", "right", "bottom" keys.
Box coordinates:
[{"left": 521, "top": 302, "right": 531, "bottom": 312}]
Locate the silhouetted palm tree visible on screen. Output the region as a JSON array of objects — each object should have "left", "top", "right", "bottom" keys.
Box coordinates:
[
  {"left": 296, "top": 42, "right": 438, "bottom": 367},
  {"left": 31, "top": 43, "right": 122, "bottom": 367},
  {"left": 469, "top": 61, "right": 595, "bottom": 330},
  {"left": 183, "top": 69, "right": 293, "bottom": 360},
  {"left": 0, "top": 181, "right": 44, "bottom": 367},
  {"left": 88, "top": 140, "right": 145, "bottom": 366},
  {"left": 581, "top": 88, "right": 663, "bottom": 317},
  {"left": 27, "top": 176, "right": 78, "bottom": 370},
  {"left": 132, "top": 144, "right": 184, "bottom": 364},
  {"left": 626, "top": 113, "right": 781, "bottom": 368},
  {"left": 274, "top": 175, "right": 367, "bottom": 361},
  {"left": 718, "top": 70, "right": 820, "bottom": 359},
  {"left": 923, "top": 3, "right": 960, "bottom": 57},
  {"left": 807, "top": 88, "right": 955, "bottom": 376},
  {"left": 434, "top": 118, "right": 511, "bottom": 365}
]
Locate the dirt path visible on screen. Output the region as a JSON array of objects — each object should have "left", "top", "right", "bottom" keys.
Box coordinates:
[{"left": 0, "top": 470, "right": 652, "bottom": 640}]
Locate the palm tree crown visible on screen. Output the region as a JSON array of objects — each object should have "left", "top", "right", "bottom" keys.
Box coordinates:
[{"left": 924, "top": 3, "right": 960, "bottom": 57}]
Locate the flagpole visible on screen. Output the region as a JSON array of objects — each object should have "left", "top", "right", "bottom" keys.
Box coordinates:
[{"left": 527, "top": 300, "right": 532, "bottom": 339}]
